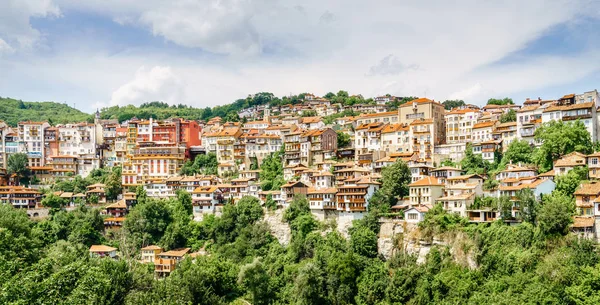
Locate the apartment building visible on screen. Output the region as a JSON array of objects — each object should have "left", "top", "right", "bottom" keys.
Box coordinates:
[
  {"left": 191, "top": 186, "right": 223, "bottom": 218},
  {"left": 408, "top": 176, "right": 444, "bottom": 206},
  {"left": 494, "top": 122, "right": 517, "bottom": 152},
  {"left": 516, "top": 105, "right": 543, "bottom": 145},
  {"left": 299, "top": 128, "right": 337, "bottom": 166},
  {"left": 284, "top": 131, "right": 302, "bottom": 167},
  {"left": 542, "top": 94, "right": 599, "bottom": 142},
  {"left": 18, "top": 121, "right": 50, "bottom": 167},
  {"left": 244, "top": 134, "right": 282, "bottom": 165},
  {"left": 398, "top": 98, "right": 445, "bottom": 144},
  {"left": 472, "top": 121, "right": 498, "bottom": 143},
  {"left": 380, "top": 123, "right": 411, "bottom": 153},
  {"left": 355, "top": 122, "right": 386, "bottom": 165},
  {"left": 122, "top": 144, "right": 186, "bottom": 186},
  {"left": 410, "top": 118, "right": 436, "bottom": 160},
  {"left": 445, "top": 108, "right": 480, "bottom": 144}
]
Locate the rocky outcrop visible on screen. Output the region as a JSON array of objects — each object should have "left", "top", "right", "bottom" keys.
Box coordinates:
[
  {"left": 378, "top": 218, "right": 478, "bottom": 269},
  {"left": 263, "top": 208, "right": 291, "bottom": 246}
]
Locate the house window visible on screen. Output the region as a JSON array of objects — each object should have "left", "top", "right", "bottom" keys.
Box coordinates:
[
  {"left": 407, "top": 213, "right": 418, "bottom": 220},
  {"left": 592, "top": 158, "right": 598, "bottom": 165}
]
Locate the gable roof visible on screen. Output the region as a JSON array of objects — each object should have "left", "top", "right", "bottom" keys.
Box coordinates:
[{"left": 409, "top": 176, "right": 443, "bottom": 187}]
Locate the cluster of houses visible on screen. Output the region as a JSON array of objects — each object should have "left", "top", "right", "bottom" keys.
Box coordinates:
[{"left": 3, "top": 90, "right": 600, "bottom": 274}]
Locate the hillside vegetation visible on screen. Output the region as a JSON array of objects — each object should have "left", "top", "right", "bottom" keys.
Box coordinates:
[{"left": 0, "top": 97, "right": 92, "bottom": 126}]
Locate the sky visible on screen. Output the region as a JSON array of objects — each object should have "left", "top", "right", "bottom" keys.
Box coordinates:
[{"left": 0, "top": 0, "right": 600, "bottom": 113}]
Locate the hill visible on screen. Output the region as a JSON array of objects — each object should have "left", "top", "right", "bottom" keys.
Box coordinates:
[{"left": 0, "top": 97, "right": 92, "bottom": 126}]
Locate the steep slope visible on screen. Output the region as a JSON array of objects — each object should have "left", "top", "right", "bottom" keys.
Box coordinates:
[{"left": 0, "top": 97, "right": 92, "bottom": 126}]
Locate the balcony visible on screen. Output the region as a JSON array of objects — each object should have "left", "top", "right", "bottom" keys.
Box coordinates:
[
  {"left": 407, "top": 113, "right": 425, "bottom": 120},
  {"left": 562, "top": 112, "right": 592, "bottom": 121}
]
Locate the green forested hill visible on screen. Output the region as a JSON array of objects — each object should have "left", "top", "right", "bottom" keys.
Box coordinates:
[{"left": 0, "top": 97, "right": 92, "bottom": 126}]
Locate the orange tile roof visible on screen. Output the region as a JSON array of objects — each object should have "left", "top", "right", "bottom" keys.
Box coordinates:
[
  {"left": 399, "top": 98, "right": 438, "bottom": 107},
  {"left": 572, "top": 216, "right": 595, "bottom": 228},
  {"left": 574, "top": 182, "right": 600, "bottom": 196},
  {"left": 301, "top": 116, "right": 322, "bottom": 124},
  {"left": 381, "top": 123, "right": 409, "bottom": 133},
  {"left": 90, "top": 245, "right": 117, "bottom": 252},
  {"left": 409, "top": 176, "right": 443, "bottom": 186},
  {"left": 473, "top": 121, "right": 497, "bottom": 129},
  {"left": 410, "top": 118, "right": 434, "bottom": 126}
]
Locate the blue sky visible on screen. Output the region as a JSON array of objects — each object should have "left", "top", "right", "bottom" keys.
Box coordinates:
[{"left": 1, "top": 0, "right": 599, "bottom": 113}]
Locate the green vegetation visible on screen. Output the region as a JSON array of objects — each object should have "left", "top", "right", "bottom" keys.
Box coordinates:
[
  {"left": 487, "top": 97, "right": 514, "bottom": 105},
  {"left": 533, "top": 120, "right": 593, "bottom": 172},
  {"left": 442, "top": 99, "right": 465, "bottom": 110},
  {"left": 500, "top": 109, "right": 517, "bottom": 122},
  {"left": 336, "top": 131, "right": 351, "bottom": 148},
  {"left": 260, "top": 148, "right": 284, "bottom": 191},
  {"left": 0, "top": 97, "right": 92, "bottom": 126},
  {"left": 7, "top": 153, "right": 30, "bottom": 185},
  {"left": 368, "top": 160, "right": 411, "bottom": 213},
  {"left": 180, "top": 153, "right": 218, "bottom": 176}
]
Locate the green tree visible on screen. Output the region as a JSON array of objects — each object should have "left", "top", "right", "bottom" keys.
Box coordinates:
[
  {"left": 501, "top": 139, "right": 534, "bottom": 166},
  {"left": 350, "top": 226, "right": 378, "bottom": 258},
  {"left": 538, "top": 191, "right": 575, "bottom": 236},
  {"left": 238, "top": 258, "right": 272, "bottom": 305},
  {"left": 176, "top": 189, "right": 193, "bottom": 216},
  {"left": 294, "top": 262, "right": 326, "bottom": 305},
  {"left": 236, "top": 196, "right": 264, "bottom": 227},
  {"left": 533, "top": 120, "right": 592, "bottom": 172},
  {"left": 460, "top": 143, "right": 488, "bottom": 174},
  {"left": 300, "top": 110, "right": 318, "bottom": 117},
  {"left": 264, "top": 194, "right": 277, "bottom": 210},
  {"left": 442, "top": 100, "right": 465, "bottom": 110},
  {"left": 500, "top": 109, "right": 517, "bottom": 123},
  {"left": 41, "top": 193, "right": 67, "bottom": 209},
  {"left": 517, "top": 188, "right": 538, "bottom": 223},
  {"left": 555, "top": 166, "right": 588, "bottom": 197},
  {"left": 7, "top": 153, "right": 30, "bottom": 185},
  {"left": 284, "top": 195, "right": 310, "bottom": 223},
  {"left": 487, "top": 97, "right": 514, "bottom": 105},
  {"left": 336, "top": 131, "right": 351, "bottom": 148},
  {"left": 105, "top": 167, "right": 122, "bottom": 200},
  {"left": 371, "top": 160, "right": 412, "bottom": 211}
]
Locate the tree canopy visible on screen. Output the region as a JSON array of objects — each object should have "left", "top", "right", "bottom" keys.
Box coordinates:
[
  {"left": 533, "top": 120, "right": 593, "bottom": 172},
  {"left": 487, "top": 97, "right": 514, "bottom": 105}
]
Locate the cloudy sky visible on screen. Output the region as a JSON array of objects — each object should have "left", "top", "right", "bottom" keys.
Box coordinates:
[{"left": 1, "top": 0, "right": 600, "bottom": 113}]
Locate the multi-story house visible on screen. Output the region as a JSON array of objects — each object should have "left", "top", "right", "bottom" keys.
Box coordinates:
[
  {"left": 284, "top": 131, "right": 302, "bottom": 167},
  {"left": 141, "top": 245, "right": 163, "bottom": 264},
  {"left": 155, "top": 248, "right": 191, "bottom": 278},
  {"left": 299, "top": 128, "right": 337, "bottom": 166},
  {"left": 554, "top": 152, "right": 587, "bottom": 175},
  {"left": 122, "top": 144, "right": 186, "bottom": 186},
  {"left": 472, "top": 121, "right": 498, "bottom": 143},
  {"left": 572, "top": 181, "right": 600, "bottom": 239},
  {"left": 437, "top": 174, "right": 487, "bottom": 221},
  {"left": 380, "top": 123, "right": 411, "bottom": 153},
  {"left": 308, "top": 186, "right": 338, "bottom": 220},
  {"left": 588, "top": 152, "right": 600, "bottom": 180},
  {"left": 445, "top": 108, "right": 480, "bottom": 144},
  {"left": 472, "top": 140, "right": 501, "bottom": 163},
  {"left": 429, "top": 166, "right": 463, "bottom": 185},
  {"left": 244, "top": 134, "right": 282, "bottom": 165},
  {"left": 0, "top": 186, "right": 41, "bottom": 209},
  {"left": 398, "top": 98, "right": 445, "bottom": 143},
  {"left": 18, "top": 121, "right": 50, "bottom": 167},
  {"left": 516, "top": 104, "right": 543, "bottom": 145},
  {"left": 410, "top": 118, "right": 437, "bottom": 160},
  {"left": 299, "top": 117, "right": 324, "bottom": 130},
  {"left": 191, "top": 186, "right": 223, "bottom": 218},
  {"left": 408, "top": 176, "right": 444, "bottom": 206},
  {"left": 494, "top": 122, "right": 517, "bottom": 152},
  {"left": 355, "top": 122, "right": 386, "bottom": 165},
  {"left": 336, "top": 175, "right": 379, "bottom": 217},
  {"left": 542, "top": 94, "right": 599, "bottom": 142},
  {"left": 47, "top": 155, "right": 78, "bottom": 178}
]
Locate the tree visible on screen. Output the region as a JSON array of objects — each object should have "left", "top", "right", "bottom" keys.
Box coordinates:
[
  {"left": 487, "top": 97, "right": 514, "bottom": 105},
  {"left": 300, "top": 110, "right": 317, "bottom": 117},
  {"left": 260, "top": 148, "right": 284, "bottom": 191},
  {"left": 461, "top": 143, "right": 488, "bottom": 174},
  {"left": 264, "top": 194, "right": 277, "bottom": 210},
  {"left": 517, "top": 188, "right": 538, "bottom": 223},
  {"left": 41, "top": 193, "right": 67, "bottom": 209},
  {"left": 238, "top": 258, "right": 272, "bottom": 305},
  {"left": 294, "top": 262, "right": 326, "bottom": 305},
  {"left": 501, "top": 139, "right": 534, "bottom": 166},
  {"left": 7, "top": 153, "right": 30, "bottom": 185},
  {"left": 375, "top": 160, "right": 412, "bottom": 208},
  {"left": 284, "top": 195, "right": 310, "bottom": 223},
  {"left": 324, "top": 92, "right": 336, "bottom": 99},
  {"left": 336, "top": 131, "right": 351, "bottom": 148},
  {"left": 533, "top": 120, "right": 593, "bottom": 172},
  {"left": 538, "top": 191, "right": 575, "bottom": 236},
  {"left": 500, "top": 109, "right": 517, "bottom": 123},
  {"left": 350, "top": 226, "right": 378, "bottom": 258},
  {"left": 104, "top": 167, "right": 122, "bottom": 200},
  {"left": 555, "top": 166, "right": 588, "bottom": 196},
  {"left": 236, "top": 196, "right": 263, "bottom": 227},
  {"left": 442, "top": 100, "right": 465, "bottom": 110},
  {"left": 176, "top": 189, "right": 193, "bottom": 216}
]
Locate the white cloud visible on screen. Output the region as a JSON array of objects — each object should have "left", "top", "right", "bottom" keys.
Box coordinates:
[
  {"left": 109, "top": 66, "right": 185, "bottom": 107},
  {"left": 0, "top": 39, "right": 14, "bottom": 54},
  {"left": 0, "top": 0, "right": 60, "bottom": 52},
  {"left": 2, "top": 0, "right": 600, "bottom": 110}
]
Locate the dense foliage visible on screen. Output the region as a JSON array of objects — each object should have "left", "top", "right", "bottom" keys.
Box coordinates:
[
  {"left": 180, "top": 153, "right": 218, "bottom": 176},
  {"left": 487, "top": 97, "right": 514, "bottom": 105},
  {"left": 0, "top": 97, "right": 92, "bottom": 126},
  {"left": 442, "top": 99, "right": 465, "bottom": 110}
]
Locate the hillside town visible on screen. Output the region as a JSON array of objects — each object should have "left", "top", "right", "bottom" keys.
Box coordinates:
[{"left": 2, "top": 90, "right": 600, "bottom": 269}]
